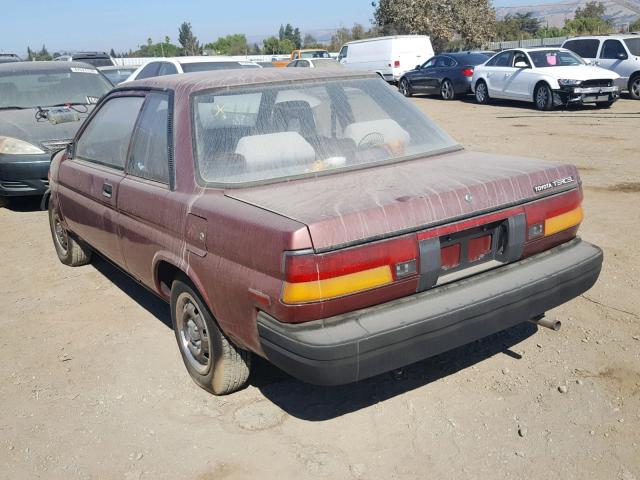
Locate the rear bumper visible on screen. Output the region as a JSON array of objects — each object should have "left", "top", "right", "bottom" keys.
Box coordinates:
[
  {"left": 0, "top": 153, "right": 50, "bottom": 196},
  {"left": 258, "top": 239, "right": 603, "bottom": 386}
]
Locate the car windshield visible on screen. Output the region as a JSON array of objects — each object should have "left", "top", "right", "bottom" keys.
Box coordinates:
[
  {"left": 192, "top": 77, "right": 458, "bottom": 186},
  {"left": 102, "top": 68, "right": 136, "bottom": 85},
  {"left": 300, "top": 51, "right": 330, "bottom": 59},
  {"left": 624, "top": 38, "right": 640, "bottom": 56},
  {"left": 0, "top": 67, "right": 112, "bottom": 109},
  {"left": 181, "top": 61, "right": 260, "bottom": 73},
  {"left": 528, "top": 50, "right": 584, "bottom": 68}
]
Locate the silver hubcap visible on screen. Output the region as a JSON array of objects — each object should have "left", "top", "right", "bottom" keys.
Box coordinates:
[
  {"left": 53, "top": 212, "right": 69, "bottom": 253},
  {"left": 442, "top": 81, "right": 452, "bottom": 99},
  {"left": 537, "top": 88, "right": 549, "bottom": 108},
  {"left": 401, "top": 80, "right": 409, "bottom": 96},
  {"left": 476, "top": 84, "right": 486, "bottom": 102},
  {"left": 176, "top": 293, "right": 211, "bottom": 374},
  {"left": 632, "top": 78, "right": 640, "bottom": 98}
]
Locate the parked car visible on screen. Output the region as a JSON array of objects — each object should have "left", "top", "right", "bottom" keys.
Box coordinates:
[
  {"left": 0, "top": 61, "right": 111, "bottom": 202},
  {"left": 338, "top": 35, "right": 434, "bottom": 83},
  {"left": 472, "top": 48, "right": 620, "bottom": 110},
  {"left": 398, "top": 52, "right": 491, "bottom": 100},
  {"left": 0, "top": 54, "right": 21, "bottom": 64},
  {"left": 98, "top": 65, "right": 139, "bottom": 86},
  {"left": 123, "top": 57, "right": 261, "bottom": 82},
  {"left": 286, "top": 58, "right": 343, "bottom": 69},
  {"left": 562, "top": 34, "right": 640, "bottom": 99},
  {"left": 55, "top": 52, "right": 115, "bottom": 67},
  {"left": 48, "top": 68, "right": 602, "bottom": 395},
  {"left": 272, "top": 49, "right": 331, "bottom": 67}
]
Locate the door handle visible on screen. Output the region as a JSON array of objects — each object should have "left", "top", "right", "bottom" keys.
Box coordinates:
[
  {"left": 487, "top": 72, "right": 492, "bottom": 78},
  {"left": 102, "top": 183, "right": 113, "bottom": 198}
]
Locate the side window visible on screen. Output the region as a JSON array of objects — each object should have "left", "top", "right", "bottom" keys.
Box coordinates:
[
  {"left": 436, "top": 56, "right": 455, "bottom": 67},
  {"left": 158, "top": 62, "right": 178, "bottom": 76},
  {"left": 422, "top": 57, "right": 437, "bottom": 68},
  {"left": 286, "top": 61, "right": 297, "bottom": 68},
  {"left": 494, "top": 51, "right": 514, "bottom": 67},
  {"left": 128, "top": 93, "right": 171, "bottom": 185},
  {"left": 136, "top": 62, "right": 160, "bottom": 80},
  {"left": 76, "top": 96, "right": 144, "bottom": 169},
  {"left": 339, "top": 46, "right": 348, "bottom": 59},
  {"left": 601, "top": 40, "right": 626, "bottom": 59},
  {"left": 298, "top": 60, "right": 310, "bottom": 68},
  {"left": 564, "top": 40, "right": 597, "bottom": 59},
  {"left": 512, "top": 51, "right": 530, "bottom": 67}
]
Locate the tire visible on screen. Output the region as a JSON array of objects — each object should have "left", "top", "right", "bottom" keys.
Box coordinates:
[
  {"left": 534, "top": 83, "right": 553, "bottom": 111},
  {"left": 440, "top": 79, "right": 456, "bottom": 100},
  {"left": 475, "top": 80, "right": 490, "bottom": 104},
  {"left": 629, "top": 74, "right": 640, "bottom": 100},
  {"left": 399, "top": 78, "right": 412, "bottom": 97},
  {"left": 48, "top": 201, "right": 92, "bottom": 266},
  {"left": 171, "top": 279, "right": 251, "bottom": 395}
]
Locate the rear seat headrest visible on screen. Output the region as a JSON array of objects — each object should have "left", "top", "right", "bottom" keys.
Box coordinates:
[
  {"left": 344, "top": 119, "right": 410, "bottom": 147},
  {"left": 234, "top": 132, "right": 316, "bottom": 170}
]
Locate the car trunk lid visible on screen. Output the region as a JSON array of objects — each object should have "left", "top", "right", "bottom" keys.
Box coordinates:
[{"left": 225, "top": 149, "right": 580, "bottom": 252}]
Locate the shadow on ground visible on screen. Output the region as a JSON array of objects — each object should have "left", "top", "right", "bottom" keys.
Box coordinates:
[
  {"left": 3, "top": 196, "right": 43, "bottom": 212},
  {"left": 89, "top": 247, "right": 538, "bottom": 422}
]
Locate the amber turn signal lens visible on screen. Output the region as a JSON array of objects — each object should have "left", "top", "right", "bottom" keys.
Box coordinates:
[{"left": 545, "top": 206, "right": 584, "bottom": 237}]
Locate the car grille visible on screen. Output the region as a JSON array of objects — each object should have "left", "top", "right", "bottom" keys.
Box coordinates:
[
  {"left": 581, "top": 79, "right": 613, "bottom": 88},
  {"left": 40, "top": 139, "right": 72, "bottom": 153}
]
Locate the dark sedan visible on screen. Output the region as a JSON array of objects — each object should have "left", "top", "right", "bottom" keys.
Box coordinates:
[
  {"left": 0, "top": 61, "right": 111, "bottom": 202},
  {"left": 399, "top": 52, "right": 491, "bottom": 100}
]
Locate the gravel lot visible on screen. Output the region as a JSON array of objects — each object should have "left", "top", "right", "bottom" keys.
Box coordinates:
[{"left": 1, "top": 94, "right": 638, "bottom": 480}]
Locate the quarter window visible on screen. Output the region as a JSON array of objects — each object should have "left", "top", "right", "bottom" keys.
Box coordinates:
[
  {"left": 563, "top": 39, "right": 599, "bottom": 59},
  {"left": 601, "top": 40, "right": 627, "bottom": 59},
  {"left": 128, "top": 93, "right": 171, "bottom": 184},
  {"left": 76, "top": 96, "right": 144, "bottom": 169}
]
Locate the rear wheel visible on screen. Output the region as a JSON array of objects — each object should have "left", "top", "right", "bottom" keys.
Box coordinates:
[
  {"left": 399, "top": 78, "right": 412, "bottom": 97},
  {"left": 48, "top": 201, "right": 92, "bottom": 266},
  {"left": 629, "top": 74, "right": 640, "bottom": 100},
  {"left": 534, "top": 83, "right": 553, "bottom": 111},
  {"left": 475, "top": 80, "right": 490, "bottom": 104},
  {"left": 440, "top": 79, "right": 455, "bottom": 100},
  {"left": 171, "top": 279, "right": 251, "bottom": 395}
]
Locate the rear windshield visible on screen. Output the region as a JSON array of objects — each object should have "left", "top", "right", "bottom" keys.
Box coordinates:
[
  {"left": 300, "top": 51, "right": 330, "bottom": 59},
  {"left": 0, "top": 68, "right": 112, "bottom": 109},
  {"left": 624, "top": 38, "right": 640, "bottom": 56},
  {"left": 181, "top": 62, "right": 260, "bottom": 73},
  {"left": 192, "top": 77, "right": 458, "bottom": 186},
  {"left": 529, "top": 49, "right": 584, "bottom": 67},
  {"left": 76, "top": 57, "right": 113, "bottom": 67}
]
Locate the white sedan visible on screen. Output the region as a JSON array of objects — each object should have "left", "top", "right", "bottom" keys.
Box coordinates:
[
  {"left": 123, "top": 57, "right": 261, "bottom": 83},
  {"left": 472, "top": 48, "right": 620, "bottom": 110}
]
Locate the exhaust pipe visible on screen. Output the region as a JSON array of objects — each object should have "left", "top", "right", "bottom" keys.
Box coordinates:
[{"left": 529, "top": 315, "right": 561, "bottom": 331}]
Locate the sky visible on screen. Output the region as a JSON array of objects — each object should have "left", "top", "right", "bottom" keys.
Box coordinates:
[{"left": 1, "top": 0, "right": 562, "bottom": 56}]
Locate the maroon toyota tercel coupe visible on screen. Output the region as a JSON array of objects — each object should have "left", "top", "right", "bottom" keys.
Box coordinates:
[{"left": 47, "top": 69, "right": 602, "bottom": 395}]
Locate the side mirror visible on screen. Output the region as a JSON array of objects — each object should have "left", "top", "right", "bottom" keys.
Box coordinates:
[
  {"left": 514, "top": 61, "right": 529, "bottom": 68},
  {"left": 616, "top": 52, "right": 628, "bottom": 60},
  {"left": 65, "top": 142, "right": 75, "bottom": 159},
  {"left": 415, "top": 64, "right": 421, "bottom": 70},
  {"left": 584, "top": 58, "right": 592, "bottom": 65}
]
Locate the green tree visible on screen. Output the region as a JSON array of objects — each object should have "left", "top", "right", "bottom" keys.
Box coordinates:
[
  {"left": 278, "top": 24, "right": 302, "bottom": 48},
  {"left": 631, "top": 17, "right": 640, "bottom": 31},
  {"left": 178, "top": 21, "right": 201, "bottom": 56},
  {"left": 575, "top": 1, "right": 607, "bottom": 20},
  {"left": 373, "top": 0, "right": 496, "bottom": 50},
  {"left": 303, "top": 34, "right": 322, "bottom": 48},
  {"left": 328, "top": 23, "right": 377, "bottom": 51},
  {"left": 495, "top": 12, "right": 541, "bottom": 40},
  {"left": 564, "top": 16, "right": 613, "bottom": 35},
  {"left": 204, "top": 34, "right": 249, "bottom": 55},
  {"left": 132, "top": 37, "right": 181, "bottom": 57}
]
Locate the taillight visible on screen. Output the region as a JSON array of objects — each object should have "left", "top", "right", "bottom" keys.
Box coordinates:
[
  {"left": 462, "top": 67, "right": 474, "bottom": 77},
  {"left": 394, "top": 60, "right": 401, "bottom": 68},
  {"left": 282, "top": 236, "right": 418, "bottom": 304},
  {"left": 523, "top": 189, "right": 583, "bottom": 256}
]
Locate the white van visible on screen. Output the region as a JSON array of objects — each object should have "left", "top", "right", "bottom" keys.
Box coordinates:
[{"left": 338, "top": 35, "right": 434, "bottom": 83}]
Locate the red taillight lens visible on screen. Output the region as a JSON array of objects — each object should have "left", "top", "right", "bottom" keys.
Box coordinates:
[
  {"left": 462, "top": 67, "right": 474, "bottom": 77},
  {"left": 282, "top": 236, "right": 418, "bottom": 304},
  {"left": 394, "top": 60, "right": 401, "bottom": 68}
]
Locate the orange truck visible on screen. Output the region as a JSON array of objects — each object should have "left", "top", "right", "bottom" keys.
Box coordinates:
[{"left": 272, "top": 49, "right": 331, "bottom": 67}]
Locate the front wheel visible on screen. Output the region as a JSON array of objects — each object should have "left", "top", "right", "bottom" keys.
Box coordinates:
[
  {"left": 399, "top": 78, "right": 412, "bottom": 97},
  {"left": 440, "top": 79, "right": 455, "bottom": 100},
  {"left": 171, "top": 279, "right": 251, "bottom": 395},
  {"left": 48, "top": 201, "right": 92, "bottom": 266},
  {"left": 534, "top": 83, "right": 553, "bottom": 111},
  {"left": 475, "top": 80, "right": 490, "bottom": 104},
  {"left": 629, "top": 75, "right": 640, "bottom": 100}
]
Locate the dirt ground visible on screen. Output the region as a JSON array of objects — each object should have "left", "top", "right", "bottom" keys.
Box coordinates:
[{"left": 1, "top": 94, "right": 639, "bottom": 480}]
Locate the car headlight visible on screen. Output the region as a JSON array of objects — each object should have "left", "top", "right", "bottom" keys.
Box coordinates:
[
  {"left": 0, "top": 136, "right": 46, "bottom": 155},
  {"left": 557, "top": 79, "right": 583, "bottom": 87}
]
